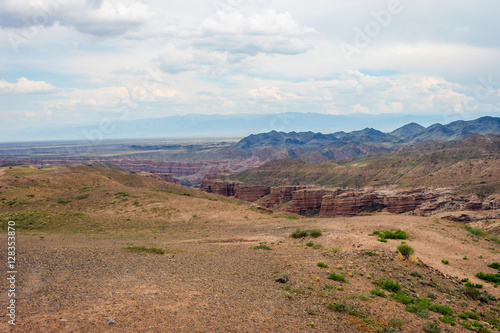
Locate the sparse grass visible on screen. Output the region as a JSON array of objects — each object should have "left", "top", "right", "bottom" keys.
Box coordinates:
[
  {"left": 364, "top": 251, "right": 378, "bottom": 256},
  {"left": 370, "top": 287, "right": 386, "bottom": 297},
  {"left": 422, "top": 321, "right": 441, "bottom": 333},
  {"left": 123, "top": 245, "right": 165, "bottom": 254},
  {"left": 397, "top": 244, "right": 415, "bottom": 258},
  {"left": 328, "top": 272, "right": 346, "bottom": 282},
  {"left": 253, "top": 242, "right": 272, "bottom": 250},
  {"left": 411, "top": 271, "right": 422, "bottom": 278},
  {"left": 327, "top": 246, "right": 342, "bottom": 253},
  {"left": 464, "top": 225, "right": 500, "bottom": 244},
  {"left": 76, "top": 194, "right": 90, "bottom": 200},
  {"left": 115, "top": 191, "right": 130, "bottom": 197},
  {"left": 374, "top": 279, "right": 401, "bottom": 293},
  {"left": 389, "top": 318, "right": 404, "bottom": 329},
  {"left": 291, "top": 228, "right": 322, "bottom": 238},
  {"left": 57, "top": 199, "right": 72, "bottom": 204}
]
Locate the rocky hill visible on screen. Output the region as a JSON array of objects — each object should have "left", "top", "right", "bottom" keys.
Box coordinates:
[{"left": 1, "top": 164, "right": 499, "bottom": 332}]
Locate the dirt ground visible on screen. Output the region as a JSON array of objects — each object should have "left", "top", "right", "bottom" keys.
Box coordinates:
[{"left": 1, "top": 213, "right": 499, "bottom": 332}]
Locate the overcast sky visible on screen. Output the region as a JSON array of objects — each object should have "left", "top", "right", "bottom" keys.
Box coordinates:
[{"left": 1, "top": 0, "right": 499, "bottom": 131}]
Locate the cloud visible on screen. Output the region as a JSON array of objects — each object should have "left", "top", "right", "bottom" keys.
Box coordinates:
[
  {"left": 0, "top": 0, "right": 152, "bottom": 36},
  {"left": 195, "top": 2, "right": 315, "bottom": 56},
  {"left": 0, "top": 77, "right": 56, "bottom": 95}
]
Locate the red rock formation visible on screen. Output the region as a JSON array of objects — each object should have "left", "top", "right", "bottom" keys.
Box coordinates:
[
  {"left": 384, "top": 193, "right": 436, "bottom": 214},
  {"left": 258, "top": 186, "right": 310, "bottom": 208},
  {"left": 320, "top": 191, "right": 380, "bottom": 217},
  {"left": 235, "top": 186, "right": 271, "bottom": 202},
  {"left": 288, "top": 188, "right": 329, "bottom": 215}
]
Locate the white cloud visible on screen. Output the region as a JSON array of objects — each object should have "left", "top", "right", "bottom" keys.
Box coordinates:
[
  {"left": 0, "top": 77, "right": 56, "bottom": 95},
  {"left": 0, "top": 0, "right": 152, "bottom": 36}
]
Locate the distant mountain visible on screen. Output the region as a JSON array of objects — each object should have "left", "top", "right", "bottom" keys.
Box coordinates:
[
  {"left": 228, "top": 134, "right": 500, "bottom": 195},
  {"left": 233, "top": 116, "right": 500, "bottom": 162},
  {"left": 2, "top": 112, "right": 497, "bottom": 142}
]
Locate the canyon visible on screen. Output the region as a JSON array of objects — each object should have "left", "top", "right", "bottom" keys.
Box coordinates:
[{"left": 200, "top": 173, "right": 499, "bottom": 218}]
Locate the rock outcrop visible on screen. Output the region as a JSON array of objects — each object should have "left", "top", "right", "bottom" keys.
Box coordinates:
[{"left": 199, "top": 173, "right": 499, "bottom": 217}]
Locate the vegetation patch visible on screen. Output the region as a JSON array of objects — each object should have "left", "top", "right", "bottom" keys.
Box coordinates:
[
  {"left": 464, "top": 225, "right": 500, "bottom": 244},
  {"left": 290, "top": 228, "right": 322, "bottom": 238},
  {"left": 397, "top": 244, "right": 415, "bottom": 258},
  {"left": 328, "top": 272, "right": 347, "bottom": 282},
  {"left": 123, "top": 245, "right": 165, "bottom": 254},
  {"left": 317, "top": 262, "right": 329, "bottom": 268},
  {"left": 475, "top": 271, "right": 500, "bottom": 285},
  {"left": 372, "top": 229, "right": 408, "bottom": 240},
  {"left": 253, "top": 242, "right": 272, "bottom": 250}
]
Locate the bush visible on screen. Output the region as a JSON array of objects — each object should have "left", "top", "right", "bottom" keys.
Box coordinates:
[
  {"left": 374, "top": 279, "right": 401, "bottom": 293},
  {"left": 464, "top": 282, "right": 483, "bottom": 289},
  {"left": 411, "top": 271, "right": 422, "bottom": 278},
  {"left": 428, "top": 304, "right": 453, "bottom": 316},
  {"left": 317, "top": 262, "right": 329, "bottom": 268},
  {"left": 397, "top": 244, "right": 415, "bottom": 258},
  {"left": 328, "top": 272, "right": 346, "bottom": 282},
  {"left": 441, "top": 260, "right": 449, "bottom": 264},
  {"left": 488, "top": 262, "right": 500, "bottom": 270},
  {"left": 309, "top": 229, "right": 322, "bottom": 238},
  {"left": 373, "top": 229, "right": 408, "bottom": 240},
  {"left": 439, "top": 315, "right": 456, "bottom": 326},
  {"left": 476, "top": 271, "right": 500, "bottom": 284},
  {"left": 291, "top": 228, "right": 308, "bottom": 238}
]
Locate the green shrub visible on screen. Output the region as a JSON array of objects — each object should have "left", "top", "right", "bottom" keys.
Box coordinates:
[
  {"left": 306, "top": 241, "right": 314, "bottom": 247},
  {"left": 317, "top": 262, "right": 329, "bottom": 268},
  {"left": 397, "top": 244, "right": 415, "bottom": 258},
  {"left": 76, "top": 194, "right": 89, "bottom": 200},
  {"left": 457, "top": 312, "right": 479, "bottom": 320},
  {"left": 488, "top": 262, "right": 500, "bottom": 270},
  {"left": 370, "top": 288, "right": 386, "bottom": 297},
  {"left": 328, "top": 272, "right": 346, "bottom": 282},
  {"left": 374, "top": 279, "right": 401, "bottom": 293},
  {"left": 291, "top": 228, "right": 308, "bottom": 238},
  {"left": 441, "top": 260, "right": 449, "bottom": 264},
  {"left": 439, "top": 315, "right": 456, "bottom": 326},
  {"left": 428, "top": 304, "right": 453, "bottom": 316},
  {"left": 373, "top": 229, "right": 408, "bottom": 240},
  {"left": 475, "top": 271, "right": 500, "bottom": 284},
  {"left": 309, "top": 229, "right": 322, "bottom": 238},
  {"left": 464, "top": 282, "right": 483, "bottom": 289}
]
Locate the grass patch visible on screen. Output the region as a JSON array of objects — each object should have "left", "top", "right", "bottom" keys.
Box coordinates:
[
  {"left": 123, "top": 245, "right": 165, "bottom": 254},
  {"left": 372, "top": 229, "right": 408, "bottom": 240},
  {"left": 410, "top": 271, "right": 422, "bottom": 278},
  {"left": 464, "top": 225, "right": 500, "bottom": 244},
  {"left": 317, "top": 262, "right": 329, "bottom": 268},
  {"left": 327, "top": 246, "right": 342, "bottom": 253},
  {"left": 253, "top": 242, "right": 272, "bottom": 250},
  {"left": 370, "top": 287, "right": 386, "bottom": 297},
  {"left": 115, "top": 191, "right": 130, "bottom": 197},
  {"left": 291, "top": 228, "right": 308, "bottom": 238},
  {"left": 475, "top": 271, "right": 500, "bottom": 284},
  {"left": 328, "top": 272, "right": 347, "bottom": 282},
  {"left": 374, "top": 279, "right": 401, "bottom": 293},
  {"left": 57, "top": 199, "right": 72, "bottom": 204},
  {"left": 488, "top": 262, "right": 500, "bottom": 270},
  {"left": 291, "top": 228, "right": 322, "bottom": 238},
  {"left": 422, "top": 321, "right": 441, "bottom": 333},
  {"left": 306, "top": 241, "right": 314, "bottom": 247},
  {"left": 76, "top": 194, "right": 90, "bottom": 200}
]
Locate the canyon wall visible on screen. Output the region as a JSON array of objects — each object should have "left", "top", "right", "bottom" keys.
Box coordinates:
[{"left": 200, "top": 173, "right": 498, "bottom": 217}]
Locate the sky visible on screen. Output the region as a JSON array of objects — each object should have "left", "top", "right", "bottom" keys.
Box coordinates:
[{"left": 1, "top": 0, "right": 499, "bottom": 132}]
